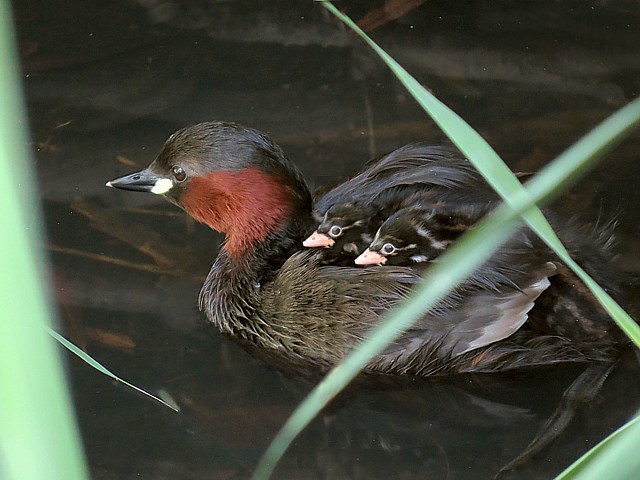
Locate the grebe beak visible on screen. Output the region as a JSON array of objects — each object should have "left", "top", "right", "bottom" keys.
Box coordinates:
[
  {"left": 303, "top": 231, "right": 335, "bottom": 248},
  {"left": 354, "top": 248, "right": 387, "bottom": 266},
  {"left": 106, "top": 168, "right": 171, "bottom": 194}
]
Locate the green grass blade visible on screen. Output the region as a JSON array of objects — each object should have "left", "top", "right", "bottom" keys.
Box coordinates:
[
  {"left": 522, "top": 101, "right": 640, "bottom": 346},
  {"left": 48, "top": 328, "right": 180, "bottom": 412},
  {"left": 0, "top": 1, "right": 89, "bottom": 479},
  {"left": 253, "top": 93, "right": 639, "bottom": 476},
  {"left": 555, "top": 413, "right": 640, "bottom": 480},
  {"left": 251, "top": 5, "right": 640, "bottom": 479},
  {"left": 321, "top": 5, "right": 640, "bottom": 480},
  {"left": 322, "top": 0, "right": 640, "bottom": 348},
  {"left": 253, "top": 208, "right": 522, "bottom": 479}
]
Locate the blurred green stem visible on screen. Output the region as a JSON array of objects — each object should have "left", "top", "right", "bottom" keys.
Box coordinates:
[{"left": 0, "top": 1, "right": 89, "bottom": 479}]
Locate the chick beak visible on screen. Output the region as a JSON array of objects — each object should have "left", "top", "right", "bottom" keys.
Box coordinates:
[
  {"left": 303, "top": 231, "right": 335, "bottom": 248},
  {"left": 106, "top": 168, "right": 171, "bottom": 194},
  {"left": 354, "top": 248, "right": 387, "bottom": 266}
]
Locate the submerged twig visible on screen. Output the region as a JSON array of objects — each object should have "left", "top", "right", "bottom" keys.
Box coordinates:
[{"left": 47, "top": 244, "right": 174, "bottom": 275}]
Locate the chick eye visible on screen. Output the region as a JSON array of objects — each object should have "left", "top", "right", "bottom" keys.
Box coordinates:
[
  {"left": 381, "top": 243, "right": 396, "bottom": 255},
  {"left": 171, "top": 165, "right": 187, "bottom": 182},
  {"left": 329, "top": 225, "right": 343, "bottom": 238}
]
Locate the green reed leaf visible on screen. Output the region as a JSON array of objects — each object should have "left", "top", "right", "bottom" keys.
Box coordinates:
[
  {"left": 321, "top": 0, "right": 640, "bottom": 348},
  {"left": 251, "top": 4, "right": 640, "bottom": 479},
  {"left": 556, "top": 412, "right": 640, "bottom": 480},
  {"left": 254, "top": 95, "right": 640, "bottom": 478},
  {"left": 48, "top": 329, "right": 180, "bottom": 412},
  {"left": 0, "top": 1, "right": 89, "bottom": 478}
]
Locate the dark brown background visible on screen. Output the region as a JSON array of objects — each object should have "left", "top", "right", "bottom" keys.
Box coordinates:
[{"left": 14, "top": 1, "right": 640, "bottom": 478}]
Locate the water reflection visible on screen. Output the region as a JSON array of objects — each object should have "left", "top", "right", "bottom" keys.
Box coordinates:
[{"left": 17, "top": 0, "right": 640, "bottom": 478}]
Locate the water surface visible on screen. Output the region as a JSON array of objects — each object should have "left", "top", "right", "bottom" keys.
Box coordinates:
[{"left": 16, "top": 1, "right": 640, "bottom": 478}]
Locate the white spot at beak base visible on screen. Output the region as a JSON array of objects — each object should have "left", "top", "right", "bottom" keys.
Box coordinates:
[{"left": 151, "top": 178, "right": 173, "bottom": 194}]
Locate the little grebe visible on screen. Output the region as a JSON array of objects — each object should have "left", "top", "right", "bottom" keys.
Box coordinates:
[
  {"left": 107, "top": 122, "right": 631, "bottom": 375},
  {"left": 303, "top": 202, "right": 377, "bottom": 254},
  {"left": 354, "top": 203, "right": 488, "bottom": 266},
  {"left": 303, "top": 144, "right": 499, "bottom": 259}
]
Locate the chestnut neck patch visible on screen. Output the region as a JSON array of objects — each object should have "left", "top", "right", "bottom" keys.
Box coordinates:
[{"left": 181, "top": 168, "right": 294, "bottom": 257}]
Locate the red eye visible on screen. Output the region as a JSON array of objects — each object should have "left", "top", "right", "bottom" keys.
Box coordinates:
[{"left": 172, "top": 165, "right": 187, "bottom": 182}]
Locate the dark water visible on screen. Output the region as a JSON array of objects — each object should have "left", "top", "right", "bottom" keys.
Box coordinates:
[{"left": 16, "top": 1, "right": 640, "bottom": 478}]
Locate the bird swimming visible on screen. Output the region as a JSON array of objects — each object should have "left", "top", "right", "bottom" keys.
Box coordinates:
[{"left": 106, "top": 121, "right": 632, "bottom": 376}]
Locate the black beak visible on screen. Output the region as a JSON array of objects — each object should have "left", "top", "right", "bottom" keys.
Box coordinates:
[{"left": 106, "top": 169, "right": 164, "bottom": 192}]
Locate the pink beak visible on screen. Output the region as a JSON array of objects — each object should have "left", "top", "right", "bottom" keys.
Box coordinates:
[
  {"left": 354, "top": 248, "right": 387, "bottom": 266},
  {"left": 303, "top": 231, "right": 335, "bottom": 248}
]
